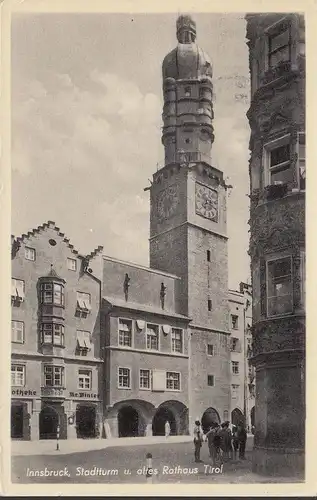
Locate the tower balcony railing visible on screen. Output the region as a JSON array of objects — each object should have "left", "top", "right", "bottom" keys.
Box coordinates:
[{"left": 165, "top": 151, "right": 213, "bottom": 167}]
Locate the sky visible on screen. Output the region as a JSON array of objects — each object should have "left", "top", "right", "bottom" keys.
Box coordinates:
[{"left": 11, "top": 12, "right": 251, "bottom": 290}]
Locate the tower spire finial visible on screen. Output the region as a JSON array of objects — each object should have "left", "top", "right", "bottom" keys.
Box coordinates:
[{"left": 176, "top": 14, "right": 196, "bottom": 43}]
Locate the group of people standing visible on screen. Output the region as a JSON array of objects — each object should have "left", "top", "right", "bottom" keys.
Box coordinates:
[{"left": 193, "top": 420, "right": 247, "bottom": 464}]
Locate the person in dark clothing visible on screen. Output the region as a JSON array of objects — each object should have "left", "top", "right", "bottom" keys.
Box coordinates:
[
  {"left": 193, "top": 420, "right": 203, "bottom": 463},
  {"left": 232, "top": 425, "right": 239, "bottom": 460},
  {"left": 237, "top": 424, "right": 247, "bottom": 459}
]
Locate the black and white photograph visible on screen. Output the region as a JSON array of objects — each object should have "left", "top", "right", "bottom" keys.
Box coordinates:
[{"left": 1, "top": 0, "right": 312, "bottom": 494}]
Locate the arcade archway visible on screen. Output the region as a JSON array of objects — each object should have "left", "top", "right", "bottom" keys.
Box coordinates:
[
  {"left": 201, "top": 407, "right": 220, "bottom": 433},
  {"left": 118, "top": 406, "right": 139, "bottom": 437},
  {"left": 152, "top": 407, "right": 176, "bottom": 436},
  {"left": 231, "top": 407, "right": 245, "bottom": 427}
]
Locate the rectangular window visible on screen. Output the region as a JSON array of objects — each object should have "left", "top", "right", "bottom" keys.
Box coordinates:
[
  {"left": 11, "top": 278, "right": 25, "bottom": 301},
  {"left": 78, "top": 369, "right": 92, "bottom": 390},
  {"left": 139, "top": 369, "right": 151, "bottom": 389},
  {"left": 67, "top": 258, "right": 77, "bottom": 271},
  {"left": 118, "top": 367, "right": 131, "bottom": 388},
  {"left": 231, "top": 315, "right": 239, "bottom": 329},
  {"left": 76, "top": 292, "right": 91, "bottom": 312},
  {"left": 146, "top": 324, "right": 159, "bottom": 351},
  {"left": 207, "top": 250, "right": 211, "bottom": 262},
  {"left": 42, "top": 324, "right": 64, "bottom": 346},
  {"left": 11, "top": 364, "right": 25, "bottom": 386},
  {"left": 264, "top": 136, "right": 293, "bottom": 187},
  {"left": 184, "top": 86, "right": 191, "bottom": 97},
  {"left": 232, "top": 361, "right": 239, "bottom": 375},
  {"left": 25, "top": 247, "right": 36, "bottom": 261},
  {"left": 43, "top": 365, "right": 64, "bottom": 387},
  {"left": 118, "top": 319, "right": 132, "bottom": 347},
  {"left": 267, "top": 256, "right": 293, "bottom": 316},
  {"left": 207, "top": 375, "right": 214, "bottom": 387},
  {"left": 298, "top": 133, "right": 305, "bottom": 190},
  {"left": 268, "top": 25, "right": 291, "bottom": 69},
  {"left": 40, "top": 282, "right": 64, "bottom": 306},
  {"left": 208, "top": 299, "right": 212, "bottom": 311},
  {"left": 166, "top": 371, "right": 180, "bottom": 391},
  {"left": 11, "top": 320, "right": 24, "bottom": 343},
  {"left": 207, "top": 344, "right": 214, "bottom": 356},
  {"left": 171, "top": 328, "right": 183, "bottom": 353}
]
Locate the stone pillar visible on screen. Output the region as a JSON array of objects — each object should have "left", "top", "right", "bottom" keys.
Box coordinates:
[
  {"left": 29, "top": 399, "right": 41, "bottom": 441},
  {"left": 145, "top": 423, "right": 153, "bottom": 437},
  {"left": 104, "top": 417, "right": 117, "bottom": 438}
]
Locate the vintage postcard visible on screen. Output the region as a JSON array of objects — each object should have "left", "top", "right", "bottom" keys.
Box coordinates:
[{"left": 1, "top": 0, "right": 316, "bottom": 496}]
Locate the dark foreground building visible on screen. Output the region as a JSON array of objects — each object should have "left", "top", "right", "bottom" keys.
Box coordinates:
[{"left": 246, "top": 14, "right": 305, "bottom": 476}]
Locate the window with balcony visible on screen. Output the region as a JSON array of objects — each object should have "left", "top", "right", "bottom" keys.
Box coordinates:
[
  {"left": 230, "top": 337, "right": 240, "bottom": 352},
  {"left": 118, "top": 319, "right": 132, "bottom": 347},
  {"left": 139, "top": 369, "right": 151, "bottom": 389},
  {"left": 267, "top": 256, "right": 293, "bottom": 316},
  {"left": 118, "top": 367, "right": 131, "bottom": 388},
  {"left": 40, "top": 282, "right": 65, "bottom": 306},
  {"left": 67, "top": 258, "right": 77, "bottom": 271},
  {"left": 11, "top": 278, "right": 25, "bottom": 302},
  {"left": 78, "top": 369, "right": 92, "bottom": 390},
  {"left": 232, "top": 361, "right": 239, "bottom": 375},
  {"left": 171, "top": 328, "right": 183, "bottom": 353},
  {"left": 11, "top": 320, "right": 24, "bottom": 343},
  {"left": 42, "top": 323, "right": 65, "bottom": 346},
  {"left": 231, "top": 315, "right": 239, "bottom": 329},
  {"left": 76, "top": 292, "right": 91, "bottom": 314},
  {"left": 207, "top": 375, "right": 215, "bottom": 387},
  {"left": 43, "top": 365, "right": 64, "bottom": 387},
  {"left": 268, "top": 24, "right": 291, "bottom": 69},
  {"left": 166, "top": 371, "right": 180, "bottom": 391},
  {"left": 146, "top": 324, "right": 159, "bottom": 351},
  {"left": 11, "top": 364, "right": 25, "bottom": 386},
  {"left": 25, "top": 247, "right": 36, "bottom": 261}
]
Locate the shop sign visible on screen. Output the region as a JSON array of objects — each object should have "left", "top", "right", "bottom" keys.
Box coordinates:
[
  {"left": 69, "top": 391, "right": 99, "bottom": 399},
  {"left": 12, "top": 389, "right": 36, "bottom": 396}
]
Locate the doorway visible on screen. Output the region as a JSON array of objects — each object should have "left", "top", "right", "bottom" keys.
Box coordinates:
[
  {"left": 152, "top": 407, "right": 176, "bottom": 436},
  {"left": 231, "top": 407, "right": 245, "bottom": 427},
  {"left": 201, "top": 407, "right": 220, "bottom": 433},
  {"left": 118, "top": 406, "right": 139, "bottom": 437},
  {"left": 39, "top": 405, "right": 59, "bottom": 439},
  {"left": 11, "top": 404, "right": 24, "bottom": 439},
  {"left": 76, "top": 405, "right": 96, "bottom": 438}
]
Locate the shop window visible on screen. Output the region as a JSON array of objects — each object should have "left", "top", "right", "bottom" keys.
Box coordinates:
[
  {"left": 76, "top": 330, "right": 92, "bottom": 354},
  {"left": 231, "top": 315, "right": 239, "bottom": 329},
  {"left": 43, "top": 365, "right": 64, "bottom": 387},
  {"left": 11, "top": 278, "right": 25, "bottom": 302},
  {"left": 118, "top": 367, "right": 131, "bottom": 389},
  {"left": 25, "top": 247, "right": 36, "bottom": 261},
  {"left": 78, "top": 369, "right": 92, "bottom": 390},
  {"left": 67, "top": 258, "right": 77, "bottom": 271},
  {"left": 171, "top": 328, "right": 183, "bottom": 353},
  {"left": 42, "top": 323, "right": 65, "bottom": 346},
  {"left": 139, "top": 369, "right": 151, "bottom": 389},
  {"left": 146, "top": 324, "right": 159, "bottom": 351},
  {"left": 267, "top": 256, "right": 293, "bottom": 316},
  {"left": 11, "top": 320, "right": 24, "bottom": 343},
  {"left": 40, "top": 282, "right": 65, "bottom": 306},
  {"left": 267, "top": 24, "right": 291, "bottom": 69},
  {"left": 232, "top": 361, "right": 239, "bottom": 375},
  {"left": 76, "top": 292, "right": 91, "bottom": 315},
  {"left": 118, "top": 319, "right": 132, "bottom": 347},
  {"left": 166, "top": 371, "right": 180, "bottom": 391},
  {"left": 11, "top": 364, "right": 25, "bottom": 386},
  {"left": 207, "top": 375, "right": 215, "bottom": 387}
]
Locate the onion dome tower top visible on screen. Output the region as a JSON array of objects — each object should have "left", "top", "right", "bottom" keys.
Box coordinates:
[
  {"left": 161, "top": 15, "right": 214, "bottom": 168},
  {"left": 162, "top": 15, "right": 213, "bottom": 81}
]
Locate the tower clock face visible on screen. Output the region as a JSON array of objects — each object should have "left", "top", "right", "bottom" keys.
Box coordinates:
[
  {"left": 195, "top": 183, "right": 218, "bottom": 221},
  {"left": 157, "top": 185, "right": 179, "bottom": 220}
]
